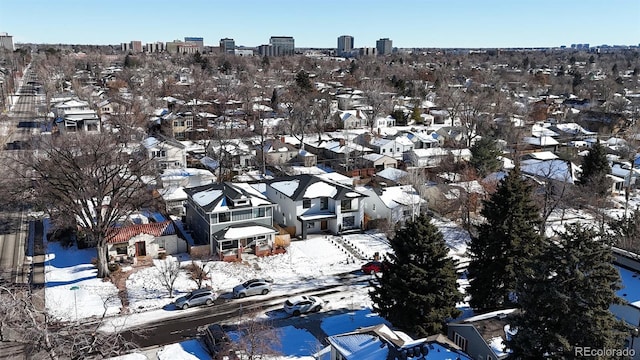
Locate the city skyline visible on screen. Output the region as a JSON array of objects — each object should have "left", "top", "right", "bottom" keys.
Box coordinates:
[{"left": 1, "top": 0, "right": 639, "bottom": 49}]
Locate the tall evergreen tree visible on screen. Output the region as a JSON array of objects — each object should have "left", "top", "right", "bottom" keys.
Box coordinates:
[
  {"left": 509, "top": 224, "right": 626, "bottom": 358},
  {"left": 469, "top": 137, "right": 502, "bottom": 178},
  {"left": 578, "top": 141, "right": 611, "bottom": 197},
  {"left": 467, "top": 165, "right": 545, "bottom": 311},
  {"left": 369, "top": 214, "right": 463, "bottom": 336}
]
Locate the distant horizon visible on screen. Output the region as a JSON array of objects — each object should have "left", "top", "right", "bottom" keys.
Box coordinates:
[
  {"left": 1, "top": 0, "right": 638, "bottom": 49},
  {"left": 9, "top": 41, "right": 640, "bottom": 50}
]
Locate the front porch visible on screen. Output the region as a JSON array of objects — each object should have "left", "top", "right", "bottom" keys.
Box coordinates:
[{"left": 212, "top": 223, "right": 278, "bottom": 262}]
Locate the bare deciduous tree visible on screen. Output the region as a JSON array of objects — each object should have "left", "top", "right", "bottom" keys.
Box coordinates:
[
  {"left": 0, "top": 283, "right": 138, "bottom": 359},
  {"left": 155, "top": 258, "right": 182, "bottom": 298},
  {"left": 232, "top": 308, "right": 282, "bottom": 360},
  {"left": 185, "top": 257, "right": 211, "bottom": 290},
  {"left": 14, "top": 133, "right": 157, "bottom": 278}
]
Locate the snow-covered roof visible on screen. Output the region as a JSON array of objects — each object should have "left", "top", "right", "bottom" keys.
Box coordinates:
[
  {"left": 375, "top": 167, "right": 409, "bottom": 182},
  {"left": 268, "top": 174, "right": 366, "bottom": 201},
  {"left": 185, "top": 182, "right": 273, "bottom": 212},
  {"left": 378, "top": 185, "right": 422, "bottom": 208},
  {"left": 521, "top": 159, "right": 578, "bottom": 183},
  {"left": 523, "top": 136, "right": 559, "bottom": 147},
  {"left": 526, "top": 151, "right": 559, "bottom": 161},
  {"left": 216, "top": 224, "right": 277, "bottom": 240}
]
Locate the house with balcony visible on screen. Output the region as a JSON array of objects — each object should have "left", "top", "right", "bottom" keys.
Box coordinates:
[
  {"left": 265, "top": 174, "right": 367, "bottom": 239},
  {"left": 184, "top": 182, "right": 277, "bottom": 261}
]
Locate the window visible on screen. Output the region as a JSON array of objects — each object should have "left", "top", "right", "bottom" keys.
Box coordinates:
[
  {"left": 218, "top": 212, "right": 230, "bottom": 222},
  {"left": 253, "top": 208, "right": 266, "bottom": 218},
  {"left": 186, "top": 120, "right": 193, "bottom": 127},
  {"left": 453, "top": 332, "right": 467, "bottom": 351},
  {"left": 341, "top": 199, "right": 352, "bottom": 211},
  {"left": 232, "top": 209, "right": 252, "bottom": 221},
  {"left": 372, "top": 204, "right": 376, "bottom": 211},
  {"left": 343, "top": 216, "right": 355, "bottom": 228},
  {"left": 307, "top": 222, "right": 315, "bottom": 229},
  {"left": 320, "top": 197, "right": 328, "bottom": 210},
  {"left": 221, "top": 239, "right": 238, "bottom": 250},
  {"left": 303, "top": 199, "right": 311, "bottom": 209},
  {"left": 382, "top": 149, "right": 386, "bottom": 153},
  {"left": 115, "top": 245, "right": 127, "bottom": 255}
]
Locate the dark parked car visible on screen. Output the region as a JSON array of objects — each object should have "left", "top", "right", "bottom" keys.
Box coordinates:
[
  {"left": 202, "top": 324, "right": 235, "bottom": 359},
  {"left": 361, "top": 261, "right": 385, "bottom": 274}
]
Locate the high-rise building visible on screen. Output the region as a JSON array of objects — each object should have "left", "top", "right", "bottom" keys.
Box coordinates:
[
  {"left": 269, "top": 36, "right": 295, "bottom": 56},
  {"left": 0, "top": 32, "right": 14, "bottom": 51},
  {"left": 130, "top": 41, "right": 143, "bottom": 53},
  {"left": 337, "top": 35, "right": 354, "bottom": 57},
  {"left": 185, "top": 37, "right": 204, "bottom": 52},
  {"left": 376, "top": 38, "right": 393, "bottom": 56},
  {"left": 258, "top": 44, "right": 277, "bottom": 57},
  {"left": 220, "top": 38, "right": 235, "bottom": 54},
  {"left": 145, "top": 42, "right": 166, "bottom": 53}
]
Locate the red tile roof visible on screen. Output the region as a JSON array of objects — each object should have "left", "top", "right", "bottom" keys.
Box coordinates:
[{"left": 106, "top": 221, "right": 176, "bottom": 244}]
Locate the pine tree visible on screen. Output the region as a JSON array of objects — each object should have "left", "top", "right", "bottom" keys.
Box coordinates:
[
  {"left": 578, "top": 141, "right": 611, "bottom": 197},
  {"left": 467, "top": 165, "right": 544, "bottom": 311},
  {"left": 369, "top": 214, "right": 463, "bottom": 336},
  {"left": 469, "top": 137, "right": 503, "bottom": 178},
  {"left": 509, "top": 224, "right": 626, "bottom": 358}
]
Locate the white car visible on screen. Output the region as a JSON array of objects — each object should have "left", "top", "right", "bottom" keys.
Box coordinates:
[
  {"left": 233, "top": 279, "right": 272, "bottom": 298},
  {"left": 283, "top": 295, "right": 324, "bottom": 316}
]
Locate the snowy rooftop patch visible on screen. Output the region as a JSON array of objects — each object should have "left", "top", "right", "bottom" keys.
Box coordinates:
[
  {"left": 271, "top": 179, "right": 300, "bottom": 197},
  {"left": 304, "top": 181, "right": 338, "bottom": 198},
  {"left": 192, "top": 189, "right": 223, "bottom": 207}
]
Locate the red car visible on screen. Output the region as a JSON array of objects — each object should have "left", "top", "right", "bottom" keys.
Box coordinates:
[{"left": 361, "top": 261, "right": 385, "bottom": 274}]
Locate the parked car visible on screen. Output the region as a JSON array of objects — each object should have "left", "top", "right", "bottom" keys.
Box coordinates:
[
  {"left": 361, "top": 261, "right": 385, "bottom": 274},
  {"left": 233, "top": 278, "right": 272, "bottom": 298},
  {"left": 283, "top": 295, "right": 324, "bottom": 316},
  {"left": 202, "top": 324, "right": 234, "bottom": 359},
  {"left": 175, "top": 288, "right": 216, "bottom": 310}
]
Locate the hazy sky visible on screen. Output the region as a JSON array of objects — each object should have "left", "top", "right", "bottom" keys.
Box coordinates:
[{"left": 1, "top": 0, "right": 639, "bottom": 48}]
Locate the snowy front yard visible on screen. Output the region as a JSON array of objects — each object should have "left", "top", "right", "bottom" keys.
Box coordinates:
[{"left": 44, "top": 218, "right": 473, "bottom": 359}]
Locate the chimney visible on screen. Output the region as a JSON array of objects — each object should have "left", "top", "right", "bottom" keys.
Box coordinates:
[
  {"left": 339, "top": 138, "right": 345, "bottom": 146},
  {"left": 280, "top": 136, "right": 285, "bottom": 143}
]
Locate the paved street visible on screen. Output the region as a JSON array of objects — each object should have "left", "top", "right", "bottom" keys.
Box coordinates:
[{"left": 0, "top": 65, "right": 43, "bottom": 285}]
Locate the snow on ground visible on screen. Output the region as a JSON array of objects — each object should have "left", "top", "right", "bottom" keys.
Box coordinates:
[
  {"left": 156, "top": 339, "right": 211, "bottom": 360},
  {"left": 46, "top": 220, "right": 475, "bottom": 359},
  {"left": 45, "top": 241, "right": 121, "bottom": 321}
]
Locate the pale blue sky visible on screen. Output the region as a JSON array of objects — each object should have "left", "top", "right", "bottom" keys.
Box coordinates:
[{"left": 1, "top": 0, "right": 638, "bottom": 48}]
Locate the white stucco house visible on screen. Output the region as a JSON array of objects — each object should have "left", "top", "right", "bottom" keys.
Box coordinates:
[{"left": 106, "top": 220, "right": 186, "bottom": 260}]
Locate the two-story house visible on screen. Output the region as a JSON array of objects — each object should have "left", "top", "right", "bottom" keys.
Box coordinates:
[
  {"left": 265, "top": 174, "right": 367, "bottom": 239},
  {"left": 359, "top": 185, "right": 423, "bottom": 228},
  {"left": 162, "top": 111, "right": 193, "bottom": 140},
  {"left": 142, "top": 135, "right": 187, "bottom": 170},
  {"left": 184, "top": 182, "right": 277, "bottom": 261},
  {"left": 259, "top": 138, "right": 300, "bottom": 166}
]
